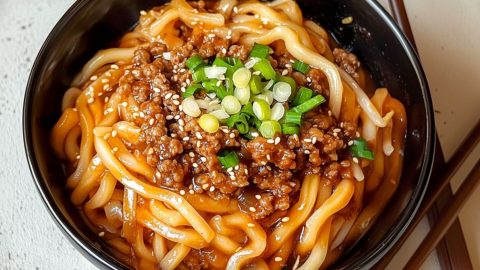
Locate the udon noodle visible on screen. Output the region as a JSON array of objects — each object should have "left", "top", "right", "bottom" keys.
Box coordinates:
[{"left": 51, "top": 0, "right": 407, "bottom": 269}]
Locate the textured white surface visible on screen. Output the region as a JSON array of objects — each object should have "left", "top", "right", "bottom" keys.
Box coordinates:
[{"left": 0, "top": 0, "right": 477, "bottom": 269}]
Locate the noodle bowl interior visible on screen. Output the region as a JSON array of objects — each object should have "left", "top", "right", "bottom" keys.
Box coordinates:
[{"left": 51, "top": 0, "right": 407, "bottom": 269}]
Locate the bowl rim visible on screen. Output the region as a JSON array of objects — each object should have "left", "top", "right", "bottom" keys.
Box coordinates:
[{"left": 23, "top": 0, "right": 435, "bottom": 269}]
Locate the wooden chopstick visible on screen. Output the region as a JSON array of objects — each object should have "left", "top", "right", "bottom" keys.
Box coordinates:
[{"left": 404, "top": 158, "right": 480, "bottom": 269}]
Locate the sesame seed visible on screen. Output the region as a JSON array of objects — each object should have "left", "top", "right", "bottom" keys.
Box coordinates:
[
  {"left": 266, "top": 154, "right": 271, "bottom": 160},
  {"left": 275, "top": 137, "right": 281, "bottom": 145},
  {"left": 110, "top": 64, "right": 119, "bottom": 70},
  {"left": 174, "top": 115, "right": 180, "bottom": 120},
  {"left": 189, "top": 152, "right": 195, "bottom": 157},
  {"left": 101, "top": 79, "right": 109, "bottom": 84},
  {"left": 90, "top": 75, "right": 98, "bottom": 81},
  {"left": 267, "top": 139, "right": 274, "bottom": 144},
  {"left": 304, "top": 150, "right": 311, "bottom": 154},
  {"left": 249, "top": 207, "right": 256, "bottom": 212},
  {"left": 87, "top": 98, "right": 94, "bottom": 104},
  {"left": 196, "top": 141, "right": 201, "bottom": 147},
  {"left": 173, "top": 100, "right": 180, "bottom": 105},
  {"left": 140, "top": 10, "right": 147, "bottom": 15},
  {"left": 121, "top": 102, "right": 128, "bottom": 107},
  {"left": 92, "top": 157, "right": 101, "bottom": 166},
  {"left": 247, "top": 223, "right": 255, "bottom": 228},
  {"left": 255, "top": 195, "right": 261, "bottom": 200},
  {"left": 244, "top": 168, "right": 248, "bottom": 174},
  {"left": 333, "top": 132, "right": 338, "bottom": 137},
  {"left": 274, "top": 257, "right": 282, "bottom": 262},
  {"left": 209, "top": 186, "right": 215, "bottom": 192},
  {"left": 180, "top": 190, "right": 186, "bottom": 195},
  {"left": 153, "top": 87, "right": 161, "bottom": 93},
  {"left": 222, "top": 129, "right": 230, "bottom": 133},
  {"left": 226, "top": 35, "right": 232, "bottom": 40},
  {"left": 233, "top": 6, "right": 238, "bottom": 13},
  {"left": 149, "top": 118, "right": 155, "bottom": 125},
  {"left": 172, "top": 94, "right": 180, "bottom": 100},
  {"left": 328, "top": 110, "right": 332, "bottom": 116},
  {"left": 234, "top": 165, "right": 239, "bottom": 170},
  {"left": 200, "top": 157, "right": 207, "bottom": 162},
  {"left": 227, "top": 167, "right": 233, "bottom": 172},
  {"left": 230, "top": 175, "right": 236, "bottom": 180},
  {"left": 165, "top": 93, "right": 173, "bottom": 99},
  {"left": 356, "top": 131, "right": 361, "bottom": 137},
  {"left": 183, "top": 136, "right": 190, "bottom": 141},
  {"left": 98, "top": 231, "right": 105, "bottom": 237},
  {"left": 111, "top": 130, "right": 117, "bottom": 137},
  {"left": 251, "top": 132, "right": 259, "bottom": 137},
  {"left": 166, "top": 115, "right": 174, "bottom": 120},
  {"left": 189, "top": 189, "right": 195, "bottom": 194},
  {"left": 112, "top": 147, "right": 118, "bottom": 152},
  {"left": 333, "top": 128, "right": 341, "bottom": 133},
  {"left": 180, "top": 86, "right": 186, "bottom": 92},
  {"left": 178, "top": 119, "right": 185, "bottom": 126},
  {"left": 282, "top": 69, "right": 288, "bottom": 76},
  {"left": 285, "top": 63, "right": 292, "bottom": 68},
  {"left": 312, "top": 137, "right": 317, "bottom": 144},
  {"left": 229, "top": 133, "right": 235, "bottom": 138},
  {"left": 208, "top": 34, "right": 215, "bottom": 38},
  {"left": 353, "top": 157, "right": 359, "bottom": 164},
  {"left": 303, "top": 138, "right": 312, "bottom": 143},
  {"left": 306, "top": 77, "right": 312, "bottom": 83},
  {"left": 192, "top": 162, "right": 198, "bottom": 168},
  {"left": 348, "top": 140, "right": 354, "bottom": 146},
  {"left": 228, "top": 171, "right": 235, "bottom": 176},
  {"left": 281, "top": 217, "right": 290, "bottom": 222},
  {"left": 221, "top": 48, "right": 227, "bottom": 54},
  {"left": 289, "top": 59, "right": 295, "bottom": 63},
  {"left": 139, "top": 112, "right": 145, "bottom": 118},
  {"left": 196, "top": 132, "right": 203, "bottom": 139},
  {"left": 202, "top": 183, "right": 209, "bottom": 189}
]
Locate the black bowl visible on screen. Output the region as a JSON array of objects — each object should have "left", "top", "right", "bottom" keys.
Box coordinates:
[{"left": 23, "top": 0, "right": 435, "bottom": 269}]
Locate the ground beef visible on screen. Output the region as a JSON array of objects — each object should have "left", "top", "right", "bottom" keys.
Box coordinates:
[
  {"left": 114, "top": 27, "right": 357, "bottom": 223},
  {"left": 333, "top": 48, "right": 361, "bottom": 81}
]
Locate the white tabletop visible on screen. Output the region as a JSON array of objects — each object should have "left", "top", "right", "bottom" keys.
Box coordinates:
[{"left": 0, "top": 0, "right": 478, "bottom": 269}]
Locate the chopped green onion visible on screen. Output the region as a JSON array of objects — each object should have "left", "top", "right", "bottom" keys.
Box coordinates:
[
  {"left": 263, "top": 90, "right": 274, "bottom": 105},
  {"left": 210, "top": 109, "right": 230, "bottom": 120},
  {"left": 276, "top": 74, "right": 297, "bottom": 93},
  {"left": 263, "top": 79, "right": 275, "bottom": 91},
  {"left": 293, "top": 60, "right": 310, "bottom": 74},
  {"left": 199, "top": 114, "right": 220, "bottom": 133},
  {"left": 259, "top": 120, "right": 281, "bottom": 139},
  {"left": 291, "top": 95, "right": 326, "bottom": 114},
  {"left": 225, "top": 77, "right": 234, "bottom": 94},
  {"left": 221, "top": 95, "right": 242, "bottom": 115},
  {"left": 270, "top": 103, "right": 285, "bottom": 121},
  {"left": 186, "top": 55, "right": 204, "bottom": 71},
  {"left": 284, "top": 110, "right": 302, "bottom": 125},
  {"left": 250, "top": 117, "right": 262, "bottom": 129},
  {"left": 349, "top": 138, "right": 375, "bottom": 160},
  {"left": 291, "top": 86, "right": 313, "bottom": 106},
  {"left": 282, "top": 123, "right": 300, "bottom": 135},
  {"left": 217, "top": 150, "right": 240, "bottom": 169},
  {"left": 214, "top": 57, "right": 244, "bottom": 78},
  {"left": 252, "top": 100, "right": 271, "bottom": 121},
  {"left": 272, "top": 82, "right": 292, "bottom": 103},
  {"left": 254, "top": 94, "right": 272, "bottom": 105},
  {"left": 249, "top": 43, "right": 272, "bottom": 59},
  {"left": 234, "top": 87, "right": 251, "bottom": 105},
  {"left": 202, "top": 80, "right": 231, "bottom": 99},
  {"left": 249, "top": 75, "right": 263, "bottom": 95},
  {"left": 226, "top": 113, "right": 250, "bottom": 134},
  {"left": 253, "top": 59, "right": 276, "bottom": 80},
  {"left": 241, "top": 102, "right": 255, "bottom": 118},
  {"left": 192, "top": 68, "right": 207, "bottom": 82},
  {"left": 204, "top": 66, "right": 228, "bottom": 79},
  {"left": 181, "top": 97, "right": 201, "bottom": 117},
  {"left": 232, "top": 67, "right": 251, "bottom": 88},
  {"left": 182, "top": 84, "right": 203, "bottom": 98}
]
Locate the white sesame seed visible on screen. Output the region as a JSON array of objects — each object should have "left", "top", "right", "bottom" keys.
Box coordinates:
[
  {"left": 153, "top": 87, "right": 161, "bottom": 93},
  {"left": 333, "top": 132, "right": 338, "bottom": 137},
  {"left": 87, "top": 98, "right": 94, "bottom": 104},
  {"left": 172, "top": 94, "right": 180, "bottom": 100},
  {"left": 192, "top": 162, "right": 198, "bottom": 168},
  {"left": 244, "top": 168, "right": 248, "bottom": 174},
  {"left": 275, "top": 137, "right": 281, "bottom": 145},
  {"left": 233, "top": 6, "right": 238, "bottom": 13},
  {"left": 111, "top": 130, "right": 117, "bottom": 137},
  {"left": 196, "top": 141, "right": 201, "bottom": 147},
  {"left": 281, "top": 217, "right": 290, "bottom": 222},
  {"left": 234, "top": 165, "right": 239, "bottom": 170},
  {"left": 189, "top": 152, "right": 195, "bottom": 157},
  {"left": 178, "top": 119, "right": 185, "bottom": 126},
  {"left": 266, "top": 154, "right": 271, "bottom": 160},
  {"left": 110, "top": 64, "right": 119, "bottom": 70},
  {"left": 221, "top": 48, "right": 227, "bottom": 54},
  {"left": 92, "top": 157, "right": 101, "bottom": 166},
  {"left": 200, "top": 157, "right": 207, "bottom": 162},
  {"left": 98, "top": 231, "right": 105, "bottom": 237},
  {"left": 76, "top": 155, "right": 81, "bottom": 160},
  {"left": 189, "top": 189, "right": 195, "bottom": 194},
  {"left": 348, "top": 140, "right": 354, "bottom": 146},
  {"left": 208, "top": 34, "right": 215, "bottom": 38},
  {"left": 328, "top": 110, "right": 332, "bottom": 116},
  {"left": 254, "top": 14, "right": 260, "bottom": 19},
  {"left": 139, "top": 112, "right": 145, "bottom": 118},
  {"left": 174, "top": 115, "right": 180, "bottom": 120},
  {"left": 183, "top": 136, "right": 190, "bottom": 141},
  {"left": 303, "top": 138, "right": 312, "bottom": 143},
  {"left": 282, "top": 69, "right": 288, "bottom": 76},
  {"left": 180, "top": 190, "right": 186, "bottom": 195},
  {"left": 227, "top": 167, "right": 233, "bottom": 172},
  {"left": 90, "top": 75, "right": 98, "bottom": 81},
  {"left": 230, "top": 175, "right": 236, "bottom": 180},
  {"left": 112, "top": 147, "right": 118, "bottom": 152},
  {"left": 274, "top": 257, "right": 282, "bottom": 262},
  {"left": 149, "top": 118, "right": 155, "bottom": 125},
  {"left": 202, "top": 183, "right": 209, "bottom": 189},
  {"left": 251, "top": 132, "right": 259, "bottom": 137},
  {"left": 196, "top": 132, "right": 203, "bottom": 139},
  {"left": 306, "top": 77, "right": 312, "bottom": 83},
  {"left": 228, "top": 171, "right": 235, "bottom": 176},
  {"left": 356, "top": 131, "right": 361, "bottom": 137},
  {"left": 285, "top": 63, "right": 292, "bottom": 68},
  {"left": 226, "top": 35, "right": 232, "bottom": 40},
  {"left": 173, "top": 100, "right": 180, "bottom": 105},
  {"left": 304, "top": 150, "right": 311, "bottom": 154},
  {"left": 353, "top": 157, "right": 359, "bottom": 163},
  {"left": 101, "top": 79, "right": 109, "bottom": 84},
  {"left": 255, "top": 195, "right": 261, "bottom": 200},
  {"left": 165, "top": 93, "right": 173, "bottom": 99},
  {"left": 166, "top": 115, "right": 174, "bottom": 120},
  {"left": 209, "top": 186, "right": 215, "bottom": 192},
  {"left": 121, "top": 102, "right": 128, "bottom": 107},
  {"left": 140, "top": 10, "right": 147, "bottom": 15},
  {"left": 247, "top": 223, "right": 255, "bottom": 228},
  {"left": 249, "top": 207, "right": 256, "bottom": 212},
  {"left": 312, "top": 137, "right": 317, "bottom": 144},
  {"left": 267, "top": 139, "right": 274, "bottom": 144},
  {"left": 333, "top": 128, "right": 341, "bottom": 133},
  {"left": 229, "top": 133, "right": 235, "bottom": 138}
]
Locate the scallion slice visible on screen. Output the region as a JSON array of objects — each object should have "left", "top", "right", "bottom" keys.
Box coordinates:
[
  {"left": 234, "top": 87, "right": 251, "bottom": 105},
  {"left": 217, "top": 150, "right": 240, "bottom": 169},
  {"left": 259, "top": 120, "right": 281, "bottom": 139},
  {"left": 221, "top": 95, "right": 242, "bottom": 115},
  {"left": 249, "top": 75, "right": 263, "bottom": 95},
  {"left": 182, "top": 84, "right": 203, "bottom": 98},
  {"left": 192, "top": 68, "right": 207, "bottom": 82},
  {"left": 293, "top": 60, "right": 311, "bottom": 74},
  {"left": 226, "top": 113, "right": 250, "bottom": 134},
  {"left": 241, "top": 102, "right": 255, "bottom": 118},
  {"left": 199, "top": 114, "right": 220, "bottom": 133},
  {"left": 252, "top": 100, "right": 271, "bottom": 121},
  {"left": 276, "top": 74, "right": 297, "bottom": 94},
  {"left": 272, "top": 82, "right": 292, "bottom": 103},
  {"left": 186, "top": 55, "right": 204, "bottom": 71},
  {"left": 291, "top": 86, "right": 313, "bottom": 106},
  {"left": 284, "top": 110, "right": 302, "bottom": 125},
  {"left": 232, "top": 67, "right": 251, "bottom": 88},
  {"left": 249, "top": 43, "right": 272, "bottom": 59},
  {"left": 270, "top": 103, "right": 285, "bottom": 121},
  {"left": 291, "top": 94, "right": 326, "bottom": 114},
  {"left": 253, "top": 59, "right": 276, "bottom": 80},
  {"left": 282, "top": 123, "right": 300, "bottom": 135},
  {"left": 349, "top": 138, "right": 375, "bottom": 160}
]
